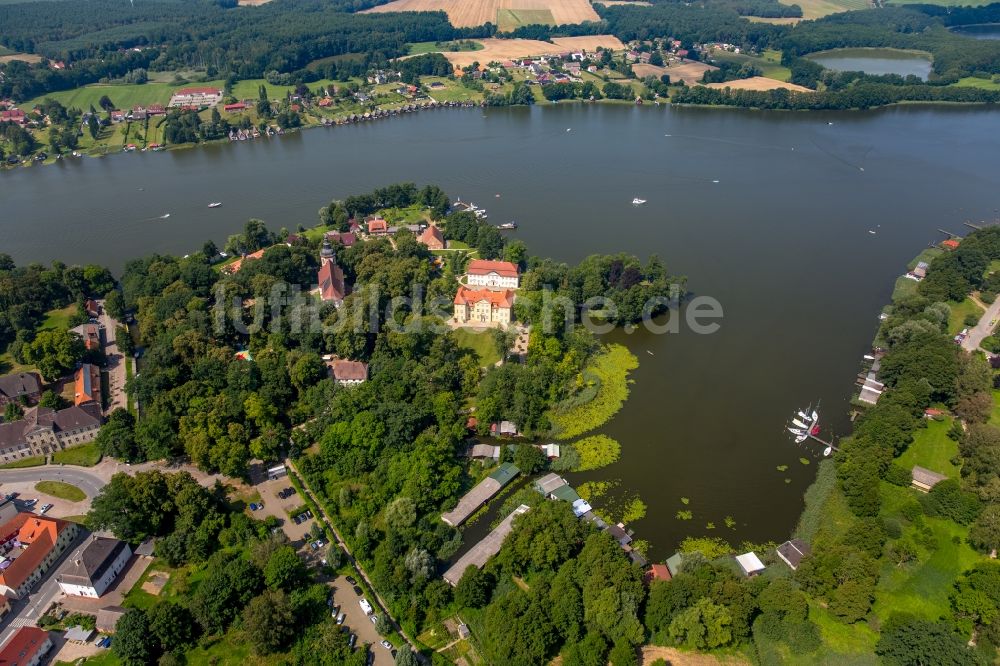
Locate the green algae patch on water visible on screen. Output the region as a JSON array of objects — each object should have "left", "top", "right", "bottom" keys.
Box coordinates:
[
  {"left": 548, "top": 344, "right": 639, "bottom": 440},
  {"left": 571, "top": 434, "right": 622, "bottom": 471}
]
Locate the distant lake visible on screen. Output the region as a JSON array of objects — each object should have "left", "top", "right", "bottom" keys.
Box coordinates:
[
  {"left": 950, "top": 23, "right": 1000, "bottom": 40},
  {"left": 808, "top": 48, "right": 933, "bottom": 80}
]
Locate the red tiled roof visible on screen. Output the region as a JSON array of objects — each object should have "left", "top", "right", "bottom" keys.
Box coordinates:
[
  {"left": 328, "top": 360, "right": 367, "bottom": 381},
  {"left": 318, "top": 261, "right": 346, "bottom": 303},
  {"left": 224, "top": 249, "right": 266, "bottom": 274},
  {"left": 942, "top": 239, "right": 960, "bottom": 249},
  {"left": 454, "top": 286, "right": 514, "bottom": 308},
  {"left": 467, "top": 260, "right": 518, "bottom": 278},
  {"left": 0, "top": 514, "right": 71, "bottom": 591},
  {"left": 0, "top": 626, "right": 51, "bottom": 665},
  {"left": 368, "top": 219, "right": 388, "bottom": 234},
  {"left": 74, "top": 363, "right": 100, "bottom": 405},
  {"left": 644, "top": 563, "right": 671, "bottom": 584},
  {"left": 418, "top": 224, "right": 444, "bottom": 249}
]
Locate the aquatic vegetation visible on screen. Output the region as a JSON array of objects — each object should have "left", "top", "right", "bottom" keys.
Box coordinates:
[
  {"left": 577, "top": 480, "right": 615, "bottom": 501},
  {"left": 622, "top": 498, "right": 647, "bottom": 523},
  {"left": 706, "top": 522, "right": 716, "bottom": 530},
  {"left": 679, "top": 536, "right": 732, "bottom": 559},
  {"left": 777, "top": 465, "right": 789, "bottom": 472},
  {"left": 681, "top": 497, "right": 690, "bottom": 505},
  {"left": 572, "top": 434, "right": 621, "bottom": 471},
  {"left": 800, "top": 457, "right": 811, "bottom": 465},
  {"left": 676, "top": 510, "right": 693, "bottom": 520},
  {"left": 724, "top": 516, "right": 736, "bottom": 529},
  {"left": 785, "top": 478, "right": 792, "bottom": 484},
  {"left": 548, "top": 344, "right": 639, "bottom": 440}
]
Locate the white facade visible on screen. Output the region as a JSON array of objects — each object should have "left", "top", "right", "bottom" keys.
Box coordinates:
[
  {"left": 467, "top": 272, "right": 519, "bottom": 290},
  {"left": 57, "top": 542, "right": 131, "bottom": 598}
]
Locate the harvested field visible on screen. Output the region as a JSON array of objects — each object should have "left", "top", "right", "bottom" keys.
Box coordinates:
[
  {"left": 0, "top": 53, "right": 42, "bottom": 64},
  {"left": 364, "top": 0, "right": 599, "bottom": 28},
  {"left": 631, "top": 63, "right": 669, "bottom": 79},
  {"left": 444, "top": 35, "right": 623, "bottom": 67},
  {"left": 745, "top": 15, "right": 802, "bottom": 23},
  {"left": 705, "top": 75, "right": 813, "bottom": 92},
  {"left": 659, "top": 60, "right": 717, "bottom": 85}
]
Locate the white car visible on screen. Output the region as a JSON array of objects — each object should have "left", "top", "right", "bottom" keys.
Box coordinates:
[{"left": 359, "top": 598, "right": 373, "bottom": 615}]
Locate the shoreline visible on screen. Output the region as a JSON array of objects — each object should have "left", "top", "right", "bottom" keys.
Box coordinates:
[{"left": 6, "top": 93, "right": 1000, "bottom": 171}]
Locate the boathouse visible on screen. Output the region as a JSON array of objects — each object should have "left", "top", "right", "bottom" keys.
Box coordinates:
[
  {"left": 735, "top": 552, "right": 766, "bottom": 577},
  {"left": 442, "top": 504, "right": 529, "bottom": 586},
  {"left": 911, "top": 466, "right": 948, "bottom": 493},
  {"left": 775, "top": 539, "right": 811, "bottom": 571},
  {"left": 441, "top": 462, "right": 519, "bottom": 527}
]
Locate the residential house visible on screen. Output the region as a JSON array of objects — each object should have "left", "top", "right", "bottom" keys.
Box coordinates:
[
  {"left": 0, "top": 373, "right": 41, "bottom": 409},
  {"left": 912, "top": 465, "right": 948, "bottom": 492},
  {"left": 775, "top": 539, "right": 811, "bottom": 571},
  {"left": 57, "top": 536, "right": 133, "bottom": 598},
  {"left": 0, "top": 109, "right": 26, "bottom": 125},
  {"left": 490, "top": 420, "right": 519, "bottom": 437},
  {"left": 223, "top": 102, "right": 248, "bottom": 112},
  {"left": 110, "top": 110, "right": 125, "bottom": 122},
  {"left": 466, "top": 259, "right": 519, "bottom": 289},
  {"left": 131, "top": 105, "right": 148, "bottom": 120},
  {"left": 0, "top": 514, "right": 79, "bottom": 599},
  {"left": 467, "top": 443, "right": 500, "bottom": 461},
  {"left": 84, "top": 299, "right": 100, "bottom": 318},
  {"left": 168, "top": 87, "right": 223, "bottom": 108},
  {"left": 910, "top": 261, "right": 929, "bottom": 280},
  {"left": 453, "top": 287, "right": 514, "bottom": 325},
  {"left": 417, "top": 224, "right": 445, "bottom": 250},
  {"left": 71, "top": 324, "right": 101, "bottom": 352},
  {"left": 73, "top": 364, "right": 101, "bottom": 406},
  {"left": 327, "top": 360, "right": 368, "bottom": 386},
  {"left": 644, "top": 563, "right": 672, "bottom": 584},
  {"left": 942, "top": 238, "right": 961, "bottom": 250},
  {"left": 324, "top": 231, "right": 356, "bottom": 248},
  {"left": 146, "top": 104, "right": 166, "bottom": 116},
  {"left": 366, "top": 217, "right": 388, "bottom": 237},
  {"left": 0, "top": 627, "right": 53, "bottom": 666}
]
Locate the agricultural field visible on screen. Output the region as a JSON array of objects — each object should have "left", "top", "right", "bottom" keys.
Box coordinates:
[
  {"left": 0, "top": 53, "right": 42, "bottom": 64},
  {"left": 705, "top": 76, "right": 813, "bottom": 92},
  {"left": 25, "top": 81, "right": 183, "bottom": 112},
  {"left": 363, "top": 0, "right": 599, "bottom": 29},
  {"left": 408, "top": 40, "right": 484, "bottom": 55},
  {"left": 780, "top": 0, "right": 868, "bottom": 20},
  {"left": 658, "top": 60, "right": 718, "bottom": 85},
  {"left": 442, "top": 35, "right": 623, "bottom": 67}
]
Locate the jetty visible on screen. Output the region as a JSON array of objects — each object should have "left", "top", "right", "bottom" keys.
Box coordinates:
[
  {"left": 442, "top": 504, "right": 530, "bottom": 586},
  {"left": 441, "top": 462, "right": 519, "bottom": 527},
  {"left": 858, "top": 355, "right": 884, "bottom": 406}
]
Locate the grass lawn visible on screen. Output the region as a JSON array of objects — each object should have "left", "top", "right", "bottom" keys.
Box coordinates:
[
  {"left": 422, "top": 76, "right": 483, "bottom": 103},
  {"left": 62, "top": 514, "right": 89, "bottom": 524},
  {"left": 408, "top": 40, "right": 483, "bottom": 55},
  {"left": 953, "top": 76, "right": 1000, "bottom": 90},
  {"left": 182, "top": 632, "right": 253, "bottom": 664},
  {"left": 52, "top": 443, "right": 103, "bottom": 467},
  {"left": 0, "top": 455, "right": 45, "bottom": 469},
  {"left": 710, "top": 49, "right": 791, "bottom": 82},
  {"left": 41, "top": 304, "right": 78, "bottom": 332},
  {"left": 990, "top": 389, "right": 1000, "bottom": 426},
  {"left": 908, "top": 247, "right": 944, "bottom": 272},
  {"left": 807, "top": 602, "right": 879, "bottom": 663},
  {"left": 25, "top": 82, "right": 183, "bottom": 113},
  {"left": 73, "top": 652, "right": 120, "bottom": 666},
  {"left": 454, "top": 328, "right": 501, "bottom": 367},
  {"left": 948, "top": 297, "right": 983, "bottom": 336},
  {"left": 35, "top": 481, "right": 87, "bottom": 502},
  {"left": 874, "top": 483, "right": 983, "bottom": 622},
  {"left": 896, "top": 417, "right": 959, "bottom": 477},
  {"left": 0, "top": 351, "right": 36, "bottom": 376}
]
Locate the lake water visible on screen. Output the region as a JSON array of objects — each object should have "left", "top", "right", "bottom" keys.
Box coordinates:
[
  {"left": 5, "top": 104, "right": 1000, "bottom": 558},
  {"left": 951, "top": 24, "right": 1000, "bottom": 40},
  {"left": 807, "top": 48, "right": 933, "bottom": 80}
]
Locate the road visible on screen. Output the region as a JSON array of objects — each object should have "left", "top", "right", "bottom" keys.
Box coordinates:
[
  {"left": 0, "top": 467, "right": 106, "bottom": 499},
  {"left": 96, "top": 300, "right": 128, "bottom": 415},
  {"left": 286, "top": 459, "right": 419, "bottom": 659},
  {"left": 962, "top": 296, "right": 1000, "bottom": 352}
]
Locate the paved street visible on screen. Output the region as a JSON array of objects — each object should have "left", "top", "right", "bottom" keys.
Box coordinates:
[
  {"left": 963, "top": 296, "right": 1000, "bottom": 352},
  {"left": 96, "top": 300, "right": 128, "bottom": 415},
  {"left": 0, "top": 467, "right": 106, "bottom": 499}
]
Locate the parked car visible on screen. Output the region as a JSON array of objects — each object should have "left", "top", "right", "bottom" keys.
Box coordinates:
[
  {"left": 248, "top": 502, "right": 261, "bottom": 511},
  {"left": 39, "top": 504, "right": 53, "bottom": 514},
  {"left": 346, "top": 576, "right": 357, "bottom": 585},
  {"left": 336, "top": 613, "right": 345, "bottom": 625},
  {"left": 380, "top": 640, "right": 392, "bottom": 650},
  {"left": 359, "top": 598, "right": 373, "bottom": 615},
  {"left": 369, "top": 614, "right": 378, "bottom": 625},
  {"left": 22, "top": 499, "right": 37, "bottom": 507},
  {"left": 352, "top": 586, "right": 363, "bottom": 596}
]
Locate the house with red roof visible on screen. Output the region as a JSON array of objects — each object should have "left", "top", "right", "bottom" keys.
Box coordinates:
[
  {"left": 327, "top": 360, "right": 368, "bottom": 385},
  {"left": 0, "top": 626, "right": 53, "bottom": 665},
  {"left": 223, "top": 248, "right": 266, "bottom": 274},
  {"left": 942, "top": 238, "right": 961, "bottom": 250},
  {"left": 367, "top": 217, "right": 388, "bottom": 237},
  {"left": 223, "top": 102, "right": 247, "bottom": 112},
  {"left": 454, "top": 286, "right": 515, "bottom": 325},
  {"left": 0, "top": 514, "right": 79, "bottom": 599},
  {"left": 325, "top": 231, "right": 356, "bottom": 248},
  {"left": 0, "top": 109, "right": 26, "bottom": 125},
  {"left": 418, "top": 224, "right": 445, "bottom": 250},
  {"left": 466, "top": 260, "right": 520, "bottom": 290}
]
